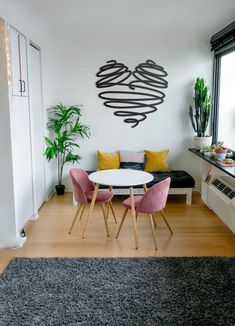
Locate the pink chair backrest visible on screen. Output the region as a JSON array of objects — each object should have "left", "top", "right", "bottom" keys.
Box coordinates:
[
  {"left": 70, "top": 168, "right": 95, "bottom": 204},
  {"left": 137, "top": 177, "right": 171, "bottom": 213}
]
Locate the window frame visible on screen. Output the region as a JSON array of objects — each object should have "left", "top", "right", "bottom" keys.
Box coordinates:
[{"left": 211, "top": 21, "right": 235, "bottom": 152}]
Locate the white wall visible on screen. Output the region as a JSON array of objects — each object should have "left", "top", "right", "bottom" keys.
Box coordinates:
[{"left": 1, "top": 0, "right": 235, "bottom": 191}]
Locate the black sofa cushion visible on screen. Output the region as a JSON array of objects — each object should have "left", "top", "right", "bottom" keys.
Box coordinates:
[
  {"left": 147, "top": 170, "right": 195, "bottom": 188},
  {"left": 86, "top": 170, "right": 195, "bottom": 189}
]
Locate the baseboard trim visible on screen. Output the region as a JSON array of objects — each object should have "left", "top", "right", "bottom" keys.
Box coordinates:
[
  {"left": 0, "top": 235, "right": 27, "bottom": 248},
  {"left": 30, "top": 211, "right": 39, "bottom": 220},
  {"left": 46, "top": 189, "right": 54, "bottom": 201}
]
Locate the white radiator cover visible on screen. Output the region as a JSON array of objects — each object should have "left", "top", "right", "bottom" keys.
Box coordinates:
[{"left": 208, "top": 176, "right": 235, "bottom": 233}]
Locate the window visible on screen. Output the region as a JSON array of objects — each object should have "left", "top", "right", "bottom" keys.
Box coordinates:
[
  {"left": 218, "top": 51, "right": 235, "bottom": 149},
  {"left": 211, "top": 21, "right": 235, "bottom": 151}
]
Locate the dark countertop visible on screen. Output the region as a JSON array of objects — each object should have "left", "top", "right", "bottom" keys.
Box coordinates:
[{"left": 189, "top": 148, "right": 235, "bottom": 179}]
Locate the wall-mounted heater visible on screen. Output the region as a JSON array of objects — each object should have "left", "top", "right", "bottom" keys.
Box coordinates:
[{"left": 208, "top": 176, "right": 235, "bottom": 233}]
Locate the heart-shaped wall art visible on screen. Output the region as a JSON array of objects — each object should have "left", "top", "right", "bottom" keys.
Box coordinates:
[{"left": 96, "top": 59, "right": 168, "bottom": 128}]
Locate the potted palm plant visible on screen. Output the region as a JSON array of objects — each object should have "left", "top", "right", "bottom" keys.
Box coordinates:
[
  {"left": 44, "top": 103, "right": 90, "bottom": 195},
  {"left": 188, "top": 77, "right": 212, "bottom": 149}
]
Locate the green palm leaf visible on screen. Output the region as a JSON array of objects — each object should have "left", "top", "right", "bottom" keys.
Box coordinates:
[{"left": 44, "top": 103, "right": 90, "bottom": 185}]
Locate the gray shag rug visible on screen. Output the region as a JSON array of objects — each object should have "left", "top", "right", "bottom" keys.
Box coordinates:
[{"left": 0, "top": 257, "right": 235, "bottom": 326}]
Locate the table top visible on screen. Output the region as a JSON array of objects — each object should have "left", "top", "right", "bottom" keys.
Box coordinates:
[
  {"left": 89, "top": 169, "right": 154, "bottom": 187},
  {"left": 189, "top": 148, "right": 235, "bottom": 179}
]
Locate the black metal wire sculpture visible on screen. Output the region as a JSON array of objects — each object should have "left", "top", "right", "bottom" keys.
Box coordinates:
[{"left": 96, "top": 59, "right": 168, "bottom": 128}]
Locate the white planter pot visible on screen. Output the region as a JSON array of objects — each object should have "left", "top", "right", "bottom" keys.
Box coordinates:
[{"left": 194, "top": 136, "right": 212, "bottom": 149}]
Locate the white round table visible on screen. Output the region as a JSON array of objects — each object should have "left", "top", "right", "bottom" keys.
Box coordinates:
[
  {"left": 83, "top": 169, "right": 153, "bottom": 248},
  {"left": 89, "top": 169, "right": 153, "bottom": 187}
]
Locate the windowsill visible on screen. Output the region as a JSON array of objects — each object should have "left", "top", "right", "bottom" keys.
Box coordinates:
[{"left": 189, "top": 148, "right": 235, "bottom": 179}]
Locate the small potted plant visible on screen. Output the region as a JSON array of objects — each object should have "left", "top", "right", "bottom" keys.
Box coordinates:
[
  {"left": 200, "top": 146, "right": 213, "bottom": 157},
  {"left": 226, "top": 151, "right": 234, "bottom": 159},
  {"left": 44, "top": 103, "right": 90, "bottom": 195},
  {"left": 188, "top": 77, "right": 213, "bottom": 149},
  {"left": 212, "top": 141, "right": 228, "bottom": 160}
]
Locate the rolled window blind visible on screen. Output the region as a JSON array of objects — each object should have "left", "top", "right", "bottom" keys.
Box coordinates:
[{"left": 210, "top": 21, "right": 235, "bottom": 53}]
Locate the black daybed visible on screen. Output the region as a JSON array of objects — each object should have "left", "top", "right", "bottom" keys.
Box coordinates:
[{"left": 87, "top": 170, "right": 195, "bottom": 205}]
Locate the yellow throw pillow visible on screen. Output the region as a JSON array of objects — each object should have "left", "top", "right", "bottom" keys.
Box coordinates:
[
  {"left": 97, "top": 150, "right": 120, "bottom": 170},
  {"left": 144, "top": 149, "right": 170, "bottom": 172}
]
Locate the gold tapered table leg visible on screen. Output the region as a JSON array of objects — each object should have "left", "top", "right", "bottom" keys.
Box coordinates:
[{"left": 130, "top": 187, "right": 138, "bottom": 249}]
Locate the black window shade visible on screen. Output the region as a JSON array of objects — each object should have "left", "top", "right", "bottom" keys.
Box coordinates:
[{"left": 210, "top": 21, "right": 235, "bottom": 53}]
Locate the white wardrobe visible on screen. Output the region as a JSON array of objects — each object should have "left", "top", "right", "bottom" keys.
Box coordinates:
[{"left": 0, "top": 18, "right": 46, "bottom": 247}]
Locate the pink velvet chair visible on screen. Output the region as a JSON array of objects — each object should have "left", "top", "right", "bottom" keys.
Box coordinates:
[
  {"left": 116, "top": 177, "right": 173, "bottom": 250},
  {"left": 69, "top": 168, "right": 116, "bottom": 237}
]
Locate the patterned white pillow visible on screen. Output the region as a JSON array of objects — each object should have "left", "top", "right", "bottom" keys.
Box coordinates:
[{"left": 119, "top": 151, "right": 145, "bottom": 170}]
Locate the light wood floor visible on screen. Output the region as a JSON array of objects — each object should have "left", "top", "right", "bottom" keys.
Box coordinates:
[{"left": 1, "top": 192, "right": 235, "bottom": 273}]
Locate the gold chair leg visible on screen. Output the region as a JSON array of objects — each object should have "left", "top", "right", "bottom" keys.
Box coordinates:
[
  {"left": 101, "top": 204, "right": 109, "bottom": 237},
  {"left": 69, "top": 204, "right": 85, "bottom": 234},
  {"left": 149, "top": 214, "right": 158, "bottom": 250},
  {"left": 116, "top": 208, "right": 128, "bottom": 238},
  {"left": 106, "top": 202, "right": 110, "bottom": 219},
  {"left": 136, "top": 211, "right": 139, "bottom": 221},
  {"left": 82, "top": 183, "right": 99, "bottom": 239},
  {"left": 152, "top": 213, "right": 157, "bottom": 227},
  {"left": 160, "top": 210, "right": 173, "bottom": 235},
  {"left": 79, "top": 204, "right": 86, "bottom": 220},
  {"left": 109, "top": 201, "right": 117, "bottom": 223}
]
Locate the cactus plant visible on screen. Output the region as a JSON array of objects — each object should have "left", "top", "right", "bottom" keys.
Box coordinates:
[{"left": 189, "top": 77, "right": 212, "bottom": 137}]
